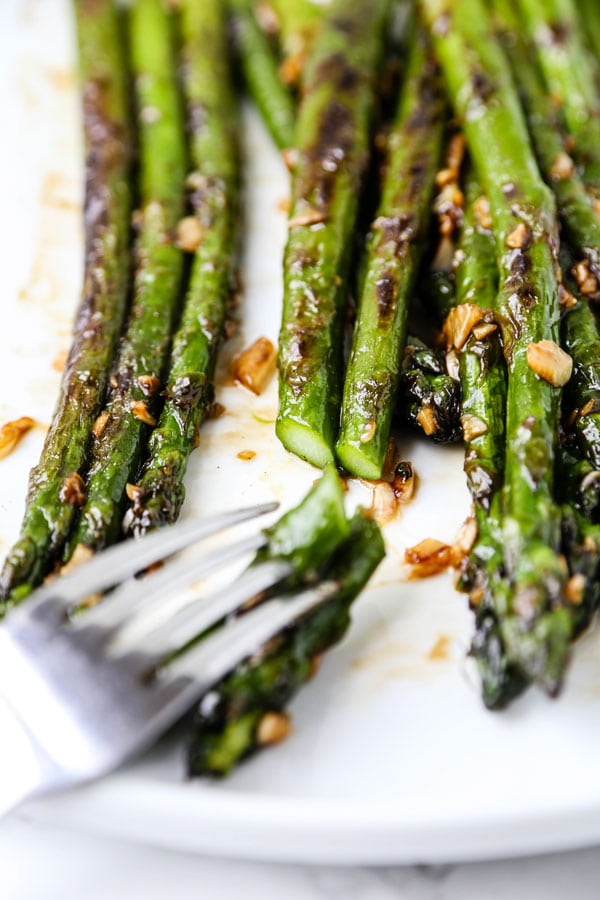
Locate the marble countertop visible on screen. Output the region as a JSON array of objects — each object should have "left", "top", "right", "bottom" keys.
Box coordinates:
[{"left": 2, "top": 814, "right": 598, "bottom": 900}]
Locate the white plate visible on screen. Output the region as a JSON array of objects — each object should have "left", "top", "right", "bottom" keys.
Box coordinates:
[{"left": 3, "top": 0, "right": 600, "bottom": 866}]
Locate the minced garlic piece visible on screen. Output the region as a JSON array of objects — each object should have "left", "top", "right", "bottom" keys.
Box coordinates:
[
  {"left": 526, "top": 340, "right": 573, "bottom": 386},
  {"left": 0, "top": 416, "right": 35, "bottom": 460}
]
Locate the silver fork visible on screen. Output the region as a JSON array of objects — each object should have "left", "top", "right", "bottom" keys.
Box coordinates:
[{"left": 0, "top": 502, "right": 337, "bottom": 818}]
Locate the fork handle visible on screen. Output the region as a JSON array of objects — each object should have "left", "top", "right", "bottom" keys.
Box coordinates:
[{"left": 0, "top": 693, "right": 47, "bottom": 819}]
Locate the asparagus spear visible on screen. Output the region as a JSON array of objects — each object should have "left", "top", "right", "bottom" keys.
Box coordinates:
[
  {"left": 187, "top": 474, "right": 384, "bottom": 777},
  {"left": 421, "top": 0, "right": 571, "bottom": 693},
  {"left": 451, "top": 176, "right": 528, "bottom": 708},
  {"left": 124, "top": 0, "right": 240, "bottom": 536},
  {"left": 562, "top": 294, "right": 600, "bottom": 470},
  {"left": 515, "top": 0, "right": 600, "bottom": 195},
  {"left": 228, "top": 0, "right": 296, "bottom": 150},
  {"left": 335, "top": 27, "right": 445, "bottom": 479},
  {"left": 579, "top": 0, "right": 600, "bottom": 62},
  {"left": 0, "top": 0, "right": 132, "bottom": 605},
  {"left": 493, "top": 0, "right": 600, "bottom": 282},
  {"left": 276, "top": 0, "right": 389, "bottom": 468},
  {"left": 67, "top": 0, "right": 187, "bottom": 554}
]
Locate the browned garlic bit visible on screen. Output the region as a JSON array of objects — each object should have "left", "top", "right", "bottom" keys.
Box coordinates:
[
  {"left": 526, "top": 339, "right": 573, "bottom": 386},
  {"left": 256, "top": 711, "right": 291, "bottom": 746},
  {"left": 237, "top": 450, "right": 256, "bottom": 461},
  {"left": 416, "top": 405, "right": 439, "bottom": 437},
  {"left": 558, "top": 283, "right": 578, "bottom": 309},
  {"left": 550, "top": 151, "right": 575, "bottom": 181},
  {"left": 565, "top": 573, "right": 586, "bottom": 606},
  {"left": 461, "top": 414, "right": 488, "bottom": 442},
  {"left": 207, "top": 401, "right": 226, "bottom": 420},
  {"left": 125, "top": 482, "right": 143, "bottom": 504},
  {"left": 279, "top": 48, "right": 307, "bottom": 88},
  {"left": 232, "top": 336, "right": 277, "bottom": 395},
  {"left": 471, "top": 322, "right": 497, "bottom": 341},
  {"left": 473, "top": 195, "right": 493, "bottom": 230},
  {"left": 365, "top": 463, "right": 416, "bottom": 525},
  {"left": 138, "top": 374, "right": 160, "bottom": 396},
  {"left": 0, "top": 416, "right": 35, "bottom": 460},
  {"left": 573, "top": 259, "right": 599, "bottom": 297},
  {"left": 92, "top": 410, "right": 110, "bottom": 439},
  {"left": 405, "top": 538, "right": 453, "bottom": 579},
  {"left": 60, "top": 472, "right": 86, "bottom": 507},
  {"left": 175, "top": 215, "right": 204, "bottom": 252},
  {"left": 451, "top": 516, "right": 478, "bottom": 565},
  {"left": 288, "top": 208, "right": 327, "bottom": 227},
  {"left": 505, "top": 222, "right": 530, "bottom": 250},
  {"left": 367, "top": 481, "right": 398, "bottom": 524},
  {"left": 446, "top": 349, "right": 460, "bottom": 381},
  {"left": 131, "top": 400, "right": 157, "bottom": 426},
  {"left": 443, "top": 303, "right": 485, "bottom": 351}
]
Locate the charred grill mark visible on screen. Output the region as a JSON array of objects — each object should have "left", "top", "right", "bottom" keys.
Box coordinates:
[
  {"left": 167, "top": 373, "right": 206, "bottom": 408},
  {"left": 375, "top": 274, "right": 396, "bottom": 324},
  {"left": 83, "top": 78, "right": 123, "bottom": 253},
  {"left": 548, "top": 21, "right": 571, "bottom": 47},
  {"left": 471, "top": 68, "right": 496, "bottom": 103},
  {"left": 509, "top": 249, "right": 531, "bottom": 280},
  {"left": 296, "top": 52, "right": 368, "bottom": 208}
]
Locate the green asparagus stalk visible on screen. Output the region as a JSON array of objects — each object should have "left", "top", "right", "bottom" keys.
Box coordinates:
[
  {"left": 276, "top": 0, "right": 389, "bottom": 468},
  {"left": 335, "top": 27, "right": 445, "bottom": 479},
  {"left": 579, "top": 0, "right": 600, "bottom": 62},
  {"left": 493, "top": 0, "right": 600, "bottom": 280},
  {"left": 0, "top": 0, "right": 132, "bottom": 605},
  {"left": 67, "top": 0, "right": 187, "bottom": 554},
  {"left": 561, "top": 294, "right": 600, "bottom": 470},
  {"left": 124, "top": 0, "right": 240, "bottom": 536},
  {"left": 516, "top": 0, "right": 600, "bottom": 195},
  {"left": 421, "top": 0, "right": 570, "bottom": 693},
  {"left": 451, "top": 175, "right": 527, "bottom": 708},
  {"left": 188, "top": 488, "right": 384, "bottom": 777},
  {"left": 228, "top": 0, "right": 296, "bottom": 149}
]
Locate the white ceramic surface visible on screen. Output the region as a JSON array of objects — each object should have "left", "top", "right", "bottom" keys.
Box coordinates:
[{"left": 3, "top": 0, "right": 600, "bottom": 866}]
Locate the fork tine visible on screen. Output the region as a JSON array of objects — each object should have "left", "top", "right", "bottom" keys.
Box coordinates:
[
  {"left": 164, "top": 580, "right": 339, "bottom": 685},
  {"left": 82, "top": 532, "right": 275, "bottom": 634},
  {"left": 24, "top": 503, "right": 278, "bottom": 613},
  {"left": 113, "top": 558, "right": 294, "bottom": 656}
]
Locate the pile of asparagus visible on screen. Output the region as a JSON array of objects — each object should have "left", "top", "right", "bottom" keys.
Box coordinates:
[
  {"left": 0, "top": 0, "right": 387, "bottom": 777},
  {"left": 233, "top": 0, "right": 600, "bottom": 713},
  {"left": 6, "top": 0, "right": 600, "bottom": 776}
]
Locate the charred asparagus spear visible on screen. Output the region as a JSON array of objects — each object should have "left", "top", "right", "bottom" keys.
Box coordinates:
[
  {"left": 516, "top": 0, "right": 600, "bottom": 196},
  {"left": 124, "top": 0, "right": 240, "bottom": 535},
  {"left": 0, "top": 0, "right": 132, "bottom": 605},
  {"left": 187, "top": 467, "right": 385, "bottom": 777},
  {"left": 67, "top": 0, "right": 187, "bottom": 554},
  {"left": 276, "top": 0, "right": 389, "bottom": 468},
  {"left": 493, "top": 0, "right": 600, "bottom": 284},
  {"left": 579, "top": 0, "right": 600, "bottom": 62},
  {"left": 335, "top": 26, "right": 445, "bottom": 479},
  {"left": 451, "top": 176, "right": 527, "bottom": 708},
  {"left": 562, "top": 292, "right": 600, "bottom": 470},
  {"left": 228, "top": 0, "right": 296, "bottom": 150},
  {"left": 421, "top": 0, "right": 571, "bottom": 693}
]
